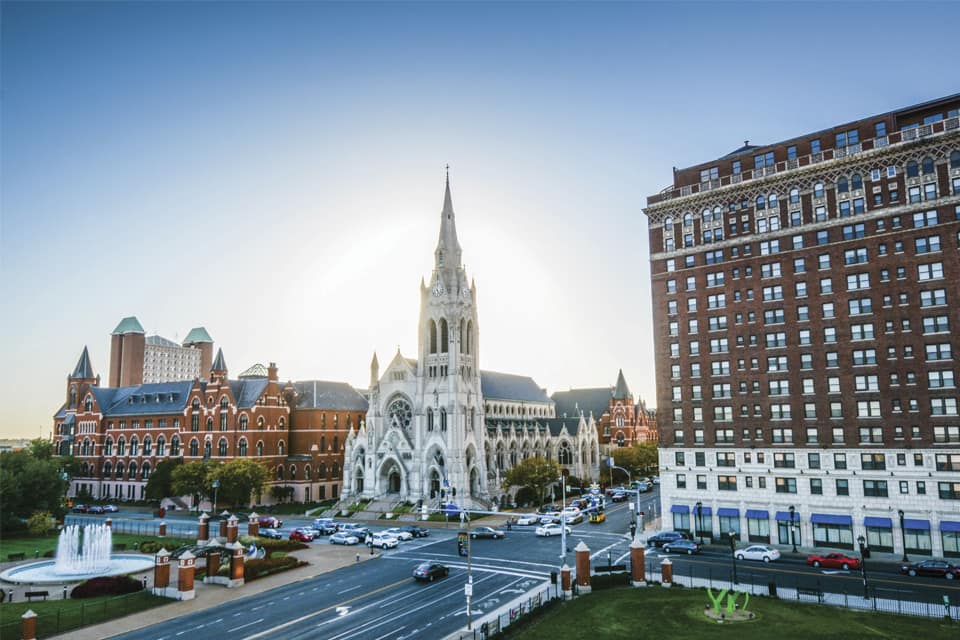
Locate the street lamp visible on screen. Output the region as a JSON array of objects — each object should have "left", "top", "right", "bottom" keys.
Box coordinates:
[
  {"left": 212, "top": 479, "right": 220, "bottom": 513},
  {"left": 609, "top": 463, "right": 641, "bottom": 537},
  {"left": 857, "top": 534, "right": 869, "bottom": 599},
  {"left": 559, "top": 476, "right": 569, "bottom": 560},
  {"left": 788, "top": 505, "right": 797, "bottom": 553},
  {"left": 696, "top": 501, "right": 703, "bottom": 545},
  {"left": 728, "top": 530, "right": 738, "bottom": 584},
  {"left": 898, "top": 509, "right": 908, "bottom": 563}
]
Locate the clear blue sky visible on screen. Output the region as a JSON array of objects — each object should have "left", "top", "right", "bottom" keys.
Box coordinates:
[{"left": 2, "top": 1, "right": 958, "bottom": 438}]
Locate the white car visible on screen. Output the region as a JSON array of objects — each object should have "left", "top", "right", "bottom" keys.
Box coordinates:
[
  {"left": 384, "top": 527, "right": 414, "bottom": 541},
  {"left": 515, "top": 514, "right": 540, "bottom": 526},
  {"left": 539, "top": 512, "right": 561, "bottom": 525},
  {"left": 735, "top": 544, "right": 781, "bottom": 563},
  {"left": 535, "top": 523, "right": 572, "bottom": 537},
  {"left": 369, "top": 532, "right": 400, "bottom": 549}
]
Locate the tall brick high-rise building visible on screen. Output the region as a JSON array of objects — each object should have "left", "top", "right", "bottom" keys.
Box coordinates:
[{"left": 644, "top": 94, "right": 960, "bottom": 557}]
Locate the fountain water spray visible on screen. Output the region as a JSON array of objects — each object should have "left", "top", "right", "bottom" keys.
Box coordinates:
[{"left": 54, "top": 524, "right": 113, "bottom": 575}]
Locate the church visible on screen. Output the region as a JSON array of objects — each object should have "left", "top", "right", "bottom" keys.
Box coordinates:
[{"left": 342, "top": 175, "right": 600, "bottom": 510}]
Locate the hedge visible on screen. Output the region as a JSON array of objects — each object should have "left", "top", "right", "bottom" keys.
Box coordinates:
[
  {"left": 244, "top": 556, "right": 303, "bottom": 581},
  {"left": 71, "top": 576, "right": 143, "bottom": 599}
]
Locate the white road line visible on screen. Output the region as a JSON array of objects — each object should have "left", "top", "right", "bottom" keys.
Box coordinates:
[
  {"left": 340, "top": 584, "right": 362, "bottom": 593},
  {"left": 228, "top": 618, "right": 264, "bottom": 633},
  {"left": 373, "top": 626, "right": 406, "bottom": 640}
]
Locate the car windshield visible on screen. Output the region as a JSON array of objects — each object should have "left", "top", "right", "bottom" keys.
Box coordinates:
[{"left": 416, "top": 563, "right": 431, "bottom": 571}]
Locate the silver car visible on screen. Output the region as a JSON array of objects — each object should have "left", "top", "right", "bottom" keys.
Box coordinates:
[{"left": 329, "top": 532, "right": 360, "bottom": 545}]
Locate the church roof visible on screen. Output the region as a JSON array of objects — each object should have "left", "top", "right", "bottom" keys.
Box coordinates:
[
  {"left": 291, "top": 381, "right": 369, "bottom": 411},
  {"left": 480, "top": 371, "right": 551, "bottom": 403},
  {"left": 70, "top": 346, "right": 95, "bottom": 379},
  {"left": 227, "top": 378, "right": 270, "bottom": 408},
  {"left": 212, "top": 348, "right": 227, "bottom": 372},
  {"left": 613, "top": 369, "right": 631, "bottom": 400},
  {"left": 111, "top": 316, "right": 145, "bottom": 335},
  {"left": 545, "top": 416, "right": 584, "bottom": 437},
  {"left": 183, "top": 327, "right": 213, "bottom": 344},
  {"left": 551, "top": 388, "right": 611, "bottom": 420}
]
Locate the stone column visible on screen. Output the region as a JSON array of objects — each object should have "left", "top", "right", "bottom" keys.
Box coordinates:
[
  {"left": 205, "top": 551, "right": 220, "bottom": 584},
  {"left": 661, "top": 558, "right": 673, "bottom": 588},
  {"left": 248, "top": 512, "right": 260, "bottom": 537},
  {"left": 574, "top": 540, "right": 591, "bottom": 594},
  {"left": 21, "top": 610, "right": 36, "bottom": 640},
  {"left": 177, "top": 551, "right": 196, "bottom": 600},
  {"left": 560, "top": 564, "right": 572, "bottom": 600},
  {"left": 197, "top": 513, "right": 209, "bottom": 544},
  {"left": 226, "top": 516, "right": 238, "bottom": 543},
  {"left": 228, "top": 542, "right": 245, "bottom": 588},
  {"left": 104, "top": 518, "right": 112, "bottom": 529},
  {"left": 630, "top": 539, "right": 646, "bottom": 587},
  {"left": 158, "top": 521, "right": 167, "bottom": 537},
  {"left": 152, "top": 549, "right": 171, "bottom": 595}
]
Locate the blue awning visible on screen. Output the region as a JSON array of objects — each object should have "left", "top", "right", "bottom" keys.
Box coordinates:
[
  {"left": 864, "top": 517, "right": 892, "bottom": 528},
  {"left": 940, "top": 521, "right": 960, "bottom": 533},
  {"left": 745, "top": 509, "right": 768, "bottom": 519},
  {"left": 670, "top": 505, "right": 689, "bottom": 514},
  {"left": 693, "top": 506, "right": 712, "bottom": 516},
  {"left": 775, "top": 511, "right": 799, "bottom": 522},
  {"left": 717, "top": 508, "right": 739, "bottom": 517},
  {"left": 811, "top": 513, "right": 852, "bottom": 526},
  {"left": 903, "top": 519, "right": 930, "bottom": 531}
]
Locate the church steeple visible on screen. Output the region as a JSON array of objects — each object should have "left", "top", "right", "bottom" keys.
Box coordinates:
[
  {"left": 435, "top": 167, "right": 462, "bottom": 273},
  {"left": 71, "top": 346, "right": 95, "bottom": 380}
]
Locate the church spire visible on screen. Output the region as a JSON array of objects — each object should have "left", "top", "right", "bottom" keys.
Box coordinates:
[
  {"left": 435, "top": 166, "right": 462, "bottom": 272},
  {"left": 71, "top": 346, "right": 95, "bottom": 380},
  {"left": 613, "top": 368, "right": 632, "bottom": 400}
]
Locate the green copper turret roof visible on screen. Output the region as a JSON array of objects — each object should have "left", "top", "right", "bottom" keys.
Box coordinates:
[
  {"left": 183, "top": 327, "right": 213, "bottom": 344},
  {"left": 111, "top": 316, "right": 145, "bottom": 335}
]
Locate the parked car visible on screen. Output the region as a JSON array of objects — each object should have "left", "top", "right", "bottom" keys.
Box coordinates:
[
  {"left": 807, "top": 552, "right": 860, "bottom": 570},
  {"left": 565, "top": 512, "right": 584, "bottom": 524},
  {"left": 384, "top": 527, "right": 414, "bottom": 541},
  {"left": 735, "top": 545, "right": 781, "bottom": 563},
  {"left": 535, "top": 523, "right": 572, "bottom": 537},
  {"left": 400, "top": 525, "right": 430, "bottom": 538},
  {"left": 610, "top": 491, "right": 628, "bottom": 503},
  {"left": 589, "top": 512, "right": 606, "bottom": 524},
  {"left": 514, "top": 514, "right": 540, "bottom": 526},
  {"left": 259, "top": 515, "right": 283, "bottom": 529},
  {"left": 329, "top": 532, "right": 360, "bottom": 545},
  {"left": 289, "top": 528, "right": 315, "bottom": 542},
  {"left": 71, "top": 504, "right": 88, "bottom": 513},
  {"left": 471, "top": 526, "right": 505, "bottom": 539},
  {"left": 652, "top": 477, "right": 660, "bottom": 485},
  {"left": 259, "top": 528, "right": 283, "bottom": 540},
  {"left": 646, "top": 531, "right": 688, "bottom": 548},
  {"left": 87, "top": 505, "right": 105, "bottom": 514},
  {"left": 368, "top": 532, "right": 399, "bottom": 549},
  {"left": 312, "top": 518, "right": 339, "bottom": 535},
  {"left": 339, "top": 523, "right": 371, "bottom": 538},
  {"left": 539, "top": 512, "right": 561, "bottom": 525},
  {"left": 413, "top": 562, "right": 449, "bottom": 582},
  {"left": 663, "top": 539, "right": 701, "bottom": 555},
  {"left": 102, "top": 504, "right": 119, "bottom": 513},
  {"left": 900, "top": 560, "right": 959, "bottom": 579}
]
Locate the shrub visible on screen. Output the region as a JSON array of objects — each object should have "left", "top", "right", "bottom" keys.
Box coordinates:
[
  {"left": 140, "top": 541, "right": 164, "bottom": 554},
  {"left": 590, "top": 572, "right": 630, "bottom": 590},
  {"left": 27, "top": 511, "right": 55, "bottom": 536},
  {"left": 244, "top": 556, "right": 301, "bottom": 581},
  {"left": 71, "top": 576, "right": 143, "bottom": 598}
]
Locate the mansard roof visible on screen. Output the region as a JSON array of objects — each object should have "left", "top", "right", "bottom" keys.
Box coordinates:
[
  {"left": 292, "top": 380, "right": 369, "bottom": 411},
  {"left": 70, "top": 346, "right": 95, "bottom": 379},
  {"left": 227, "top": 378, "right": 269, "bottom": 409},
  {"left": 551, "top": 388, "right": 611, "bottom": 420},
  {"left": 88, "top": 381, "right": 195, "bottom": 417},
  {"left": 183, "top": 327, "right": 213, "bottom": 344},
  {"left": 111, "top": 316, "right": 145, "bottom": 335},
  {"left": 480, "top": 371, "right": 551, "bottom": 403}
]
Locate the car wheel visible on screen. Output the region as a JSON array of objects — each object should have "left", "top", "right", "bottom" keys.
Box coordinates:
[
  {"left": 429, "top": 575, "right": 434, "bottom": 582},
  {"left": 763, "top": 557, "right": 770, "bottom": 563},
  {"left": 947, "top": 573, "right": 955, "bottom": 580},
  {"left": 471, "top": 534, "right": 476, "bottom": 539},
  {"left": 382, "top": 544, "right": 388, "bottom": 549},
  {"left": 444, "top": 568, "right": 449, "bottom": 576},
  {"left": 841, "top": 563, "right": 850, "bottom": 570},
  {"left": 736, "top": 554, "right": 744, "bottom": 561},
  {"left": 812, "top": 560, "right": 820, "bottom": 567},
  {"left": 687, "top": 549, "right": 693, "bottom": 555},
  {"left": 908, "top": 569, "right": 917, "bottom": 576}
]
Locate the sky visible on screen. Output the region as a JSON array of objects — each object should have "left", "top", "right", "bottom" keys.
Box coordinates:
[{"left": 2, "top": 1, "right": 958, "bottom": 440}]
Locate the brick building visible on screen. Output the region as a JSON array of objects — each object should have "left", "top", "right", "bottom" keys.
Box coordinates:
[
  {"left": 644, "top": 94, "right": 960, "bottom": 557},
  {"left": 108, "top": 316, "right": 214, "bottom": 387}
]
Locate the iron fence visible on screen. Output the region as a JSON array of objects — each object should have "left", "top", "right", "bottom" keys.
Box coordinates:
[
  {"left": 65, "top": 515, "right": 197, "bottom": 540},
  {"left": 448, "top": 583, "right": 561, "bottom": 640},
  {"left": 0, "top": 591, "right": 163, "bottom": 639}
]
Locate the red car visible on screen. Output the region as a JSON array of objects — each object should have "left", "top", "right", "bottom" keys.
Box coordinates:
[
  {"left": 289, "top": 528, "right": 315, "bottom": 542},
  {"left": 259, "top": 515, "right": 283, "bottom": 528},
  {"left": 807, "top": 553, "right": 861, "bottom": 570},
  {"left": 900, "top": 560, "right": 959, "bottom": 579}
]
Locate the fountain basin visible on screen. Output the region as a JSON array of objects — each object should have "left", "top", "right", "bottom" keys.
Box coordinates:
[{"left": 0, "top": 554, "right": 154, "bottom": 585}]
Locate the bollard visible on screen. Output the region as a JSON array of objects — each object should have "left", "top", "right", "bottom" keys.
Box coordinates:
[
  {"left": 560, "top": 564, "right": 572, "bottom": 599},
  {"left": 630, "top": 539, "right": 647, "bottom": 587},
  {"left": 21, "top": 610, "right": 37, "bottom": 640},
  {"left": 661, "top": 558, "right": 673, "bottom": 588},
  {"left": 356, "top": 554, "right": 360, "bottom": 563},
  {"left": 574, "top": 541, "right": 592, "bottom": 594}
]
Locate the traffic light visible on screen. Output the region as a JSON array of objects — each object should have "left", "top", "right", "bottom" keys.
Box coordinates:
[
  {"left": 630, "top": 523, "right": 637, "bottom": 537},
  {"left": 452, "top": 487, "right": 457, "bottom": 498},
  {"left": 457, "top": 532, "right": 468, "bottom": 556}
]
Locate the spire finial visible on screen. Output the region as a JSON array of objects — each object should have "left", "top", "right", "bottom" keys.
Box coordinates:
[{"left": 445, "top": 163, "right": 450, "bottom": 183}]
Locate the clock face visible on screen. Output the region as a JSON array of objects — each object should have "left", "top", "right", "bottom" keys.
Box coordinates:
[{"left": 432, "top": 282, "right": 445, "bottom": 296}]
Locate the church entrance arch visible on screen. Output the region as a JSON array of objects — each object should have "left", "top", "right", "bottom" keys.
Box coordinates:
[
  {"left": 377, "top": 457, "right": 405, "bottom": 497},
  {"left": 470, "top": 467, "right": 480, "bottom": 497},
  {"left": 429, "top": 469, "right": 441, "bottom": 499},
  {"left": 354, "top": 467, "right": 364, "bottom": 494}
]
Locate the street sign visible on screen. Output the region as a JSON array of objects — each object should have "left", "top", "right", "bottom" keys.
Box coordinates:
[{"left": 465, "top": 583, "right": 473, "bottom": 597}]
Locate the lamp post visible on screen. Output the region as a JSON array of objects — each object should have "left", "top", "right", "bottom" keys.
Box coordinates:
[
  {"left": 212, "top": 479, "right": 220, "bottom": 514},
  {"left": 857, "top": 534, "right": 869, "bottom": 599},
  {"left": 310, "top": 444, "right": 320, "bottom": 505},
  {"left": 898, "top": 509, "right": 908, "bottom": 563},
  {"left": 788, "top": 505, "right": 797, "bottom": 553},
  {"left": 696, "top": 501, "right": 703, "bottom": 545},
  {"left": 559, "top": 476, "right": 569, "bottom": 561},
  {"left": 728, "top": 530, "right": 738, "bottom": 584},
  {"left": 609, "top": 463, "right": 641, "bottom": 536}
]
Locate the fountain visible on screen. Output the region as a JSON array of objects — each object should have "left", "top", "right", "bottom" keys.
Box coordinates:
[{"left": 0, "top": 523, "right": 153, "bottom": 585}]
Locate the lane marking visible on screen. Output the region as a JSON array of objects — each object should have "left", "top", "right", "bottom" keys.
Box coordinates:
[
  {"left": 373, "top": 626, "right": 406, "bottom": 640},
  {"left": 228, "top": 618, "right": 264, "bottom": 633},
  {"left": 340, "top": 585, "right": 362, "bottom": 593}
]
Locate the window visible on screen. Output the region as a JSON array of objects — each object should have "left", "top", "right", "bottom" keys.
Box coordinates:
[
  {"left": 863, "top": 480, "right": 889, "bottom": 498},
  {"left": 918, "top": 262, "right": 944, "bottom": 281},
  {"left": 857, "top": 400, "right": 881, "bottom": 417},
  {"left": 774, "top": 452, "right": 795, "bottom": 468},
  {"left": 931, "top": 398, "right": 958, "bottom": 415},
  {"left": 850, "top": 323, "right": 874, "bottom": 340},
  {"left": 926, "top": 343, "right": 952, "bottom": 361},
  {"left": 928, "top": 370, "right": 955, "bottom": 388},
  {"left": 775, "top": 477, "right": 797, "bottom": 494},
  {"left": 818, "top": 254, "right": 830, "bottom": 270},
  {"left": 718, "top": 476, "right": 737, "bottom": 491},
  {"left": 844, "top": 247, "right": 868, "bottom": 265},
  {"left": 923, "top": 315, "right": 950, "bottom": 334},
  {"left": 914, "top": 210, "right": 939, "bottom": 227},
  {"left": 846, "top": 273, "right": 870, "bottom": 291},
  {"left": 920, "top": 289, "right": 947, "bottom": 307},
  {"left": 849, "top": 297, "right": 872, "bottom": 315}
]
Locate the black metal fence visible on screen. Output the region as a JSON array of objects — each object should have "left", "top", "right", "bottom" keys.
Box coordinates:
[
  {"left": 0, "top": 591, "right": 163, "bottom": 639},
  {"left": 65, "top": 515, "right": 197, "bottom": 540},
  {"left": 451, "top": 583, "right": 561, "bottom": 639}
]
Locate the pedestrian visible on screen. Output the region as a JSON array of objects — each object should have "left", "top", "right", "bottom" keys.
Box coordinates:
[{"left": 0, "top": 588, "right": 6, "bottom": 603}]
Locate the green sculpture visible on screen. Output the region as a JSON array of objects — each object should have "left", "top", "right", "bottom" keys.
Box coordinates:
[{"left": 706, "top": 587, "right": 750, "bottom": 616}]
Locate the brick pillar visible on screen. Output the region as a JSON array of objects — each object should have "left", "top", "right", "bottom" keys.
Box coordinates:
[
  {"left": 177, "top": 551, "right": 196, "bottom": 600},
  {"left": 21, "top": 610, "right": 36, "bottom": 640},
  {"left": 661, "top": 558, "right": 673, "bottom": 588},
  {"left": 158, "top": 521, "right": 167, "bottom": 537},
  {"left": 104, "top": 518, "right": 112, "bottom": 529},
  {"left": 153, "top": 549, "right": 171, "bottom": 594},
  {"left": 630, "top": 539, "right": 647, "bottom": 587},
  {"left": 219, "top": 516, "right": 228, "bottom": 538},
  {"left": 226, "top": 516, "right": 238, "bottom": 543},
  {"left": 205, "top": 551, "right": 220, "bottom": 583},
  {"left": 248, "top": 512, "right": 260, "bottom": 537},
  {"left": 228, "top": 541, "right": 245, "bottom": 588},
  {"left": 197, "top": 513, "right": 209, "bottom": 544},
  {"left": 574, "top": 540, "right": 591, "bottom": 595},
  {"left": 560, "top": 564, "right": 572, "bottom": 600}
]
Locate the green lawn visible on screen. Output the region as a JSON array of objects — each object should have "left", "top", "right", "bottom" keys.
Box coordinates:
[
  {"left": 510, "top": 586, "right": 958, "bottom": 639},
  {"left": 0, "top": 591, "right": 166, "bottom": 638},
  {"left": 0, "top": 533, "right": 193, "bottom": 559}
]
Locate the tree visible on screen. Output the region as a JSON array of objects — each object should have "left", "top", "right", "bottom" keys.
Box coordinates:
[
  {"left": 0, "top": 441, "right": 73, "bottom": 533},
  {"left": 502, "top": 456, "right": 560, "bottom": 507},
  {"left": 611, "top": 441, "right": 659, "bottom": 481},
  {"left": 170, "top": 461, "right": 215, "bottom": 510},
  {"left": 210, "top": 459, "right": 269, "bottom": 508},
  {"left": 145, "top": 458, "right": 183, "bottom": 501}
]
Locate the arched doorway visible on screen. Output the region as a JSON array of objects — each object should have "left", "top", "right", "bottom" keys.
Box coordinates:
[
  {"left": 430, "top": 469, "right": 441, "bottom": 498},
  {"left": 388, "top": 470, "right": 401, "bottom": 493},
  {"left": 354, "top": 468, "right": 364, "bottom": 494},
  {"left": 378, "top": 459, "right": 404, "bottom": 496},
  {"left": 470, "top": 467, "right": 480, "bottom": 497}
]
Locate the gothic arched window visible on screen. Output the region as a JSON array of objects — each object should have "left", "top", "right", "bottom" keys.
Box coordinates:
[
  {"left": 427, "top": 408, "right": 434, "bottom": 432},
  {"left": 203, "top": 440, "right": 212, "bottom": 459},
  {"left": 171, "top": 436, "right": 180, "bottom": 456},
  {"left": 156, "top": 436, "right": 165, "bottom": 456},
  {"left": 206, "top": 417, "right": 213, "bottom": 432},
  {"left": 278, "top": 441, "right": 285, "bottom": 456},
  {"left": 105, "top": 437, "right": 114, "bottom": 456},
  {"left": 238, "top": 439, "right": 247, "bottom": 457},
  {"left": 189, "top": 438, "right": 199, "bottom": 457},
  {"left": 117, "top": 437, "right": 126, "bottom": 456},
  {"left": 256, "top": 441, "right": 264, "bottom": 457},
  {"left": 558, "top": 442, "right": 572, "bottom": 465},
  {"left": 239, "top": 415, "right": 248, "bottom": 431},
  {"left": 430, "top": 320, "right": 437, "bottom": 354},
  {"left": 218, "top": 438, "right": 228, "bottom": 457},
  {"left": 69, "top": 387, "right": 77, "bottom": 409},
  {"left": 459, "top": 319, "right": 466, "bottom": 353},
  {"left": 440, "top": 319, "right": 449, "bottom": 353},
  {"left": 84, "top": 395, "right": 93, "bottom": 412},
  {"left": 258, "top": 416, "right": 265, "bottom": 430},
  {"left": 440, "top": 408, "right": 447, "bottom": 432}
]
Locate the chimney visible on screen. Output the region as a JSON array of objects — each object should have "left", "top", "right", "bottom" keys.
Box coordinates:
[{"left": 268, "top": 362, "right": 278, "bottom": 382}]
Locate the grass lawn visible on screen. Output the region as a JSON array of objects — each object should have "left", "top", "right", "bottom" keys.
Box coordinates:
[
  {"left": 0, "top": 533, "right": 194, "bottom": 559},
  {"left": 511, "top": 586, "right": 958, "bottom": 639},
  {"left": 0, "top": 591, "right": 166, "bottom": 638}
]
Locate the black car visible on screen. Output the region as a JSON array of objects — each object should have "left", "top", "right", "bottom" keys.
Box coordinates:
[
  {"left": 900, "top": 560, "right": 959, "bottom": 579},
  {"left": 259, "top": 528, "right": 283, "bottom": 540},
  {"left": 646, "top": 531, "right": 688, "bottom": 547},
  {"left": 413, "top": 562, "right": 449, "bottom": 582},
  {"left": 471, "top": 526, "right": 505, "bottom": 539},
  {"left": 611, "top": 492, "right": 628, "bottom": 503},
  {"left": 663, "top": 539, "right": 701, "bottom": 555},
  {"left": 400, "top": 525, "right": 430, "bottom": 538}
]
